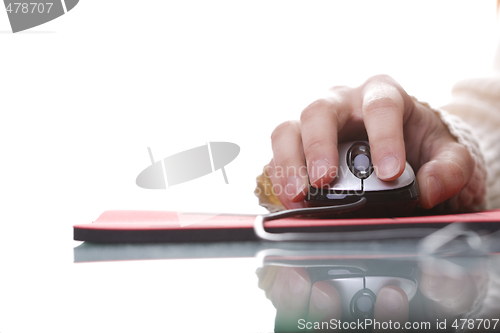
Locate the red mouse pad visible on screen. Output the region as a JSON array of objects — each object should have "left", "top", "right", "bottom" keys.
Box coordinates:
[{"left": 73, "top": 209, "right": 500, "bottom": 243}]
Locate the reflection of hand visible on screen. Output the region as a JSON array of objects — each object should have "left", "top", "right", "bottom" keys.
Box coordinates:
[
  {"left": 257, "top": 266, "right": 409, "bottom": 332},
  {"left": 268, "top": 75, "right": 476, "bottom": 211},
  {"left": 419, "top": 258, "right": 487, "bottom": 318}
]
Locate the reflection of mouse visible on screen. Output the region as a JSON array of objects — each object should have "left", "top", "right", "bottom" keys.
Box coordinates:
[
  {"left": 305, "top": 141, "right": 419, "bottom": 216},
  {"left": 306, "top": 259, "right": 420, "bottom": 322}
]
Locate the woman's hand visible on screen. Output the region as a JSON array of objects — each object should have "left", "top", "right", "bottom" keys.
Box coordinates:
[{"left": 268, "top": 74, "right": 475, "bottom": 210}]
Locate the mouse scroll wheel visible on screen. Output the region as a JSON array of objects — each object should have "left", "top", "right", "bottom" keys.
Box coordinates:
[
  {"left": 353, "top": 154, "right": 370, "bottom": 171},
  {"left": 348, "top": 143, "right": 373, "bottom": 179}
]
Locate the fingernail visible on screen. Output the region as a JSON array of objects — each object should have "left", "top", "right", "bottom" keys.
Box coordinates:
[
  {"left": 288, "top": 270, "right": 307, "bottom": 295},
  {"left": 311, "top": 285, "right": 333, "bottom": 310},
  {"left": 286, "top": 175, "right": 306, "bottom": 201},
  {"left": 379, "top": 288, "right": 403, "bottom": 313},
  {"left": 377, "top": 155, "right": 400, "bottom": 179},
  {"left": 310, "top": 159, "right": 330, "bottom": 184},
  {"left": 426, "top": 175, "right": 443, "bottom": 207}
]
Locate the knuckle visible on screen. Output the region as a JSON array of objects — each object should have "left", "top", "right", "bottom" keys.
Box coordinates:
[
  {"left": 328, "top": 85, "right": 351, "bottom": 95},
  {"left": 271, "top": 120, "right": 299, "bottom": 142},
  {"left": 365, "top": 74, "right": 394, "bottom": 85},
  {"left": 303, "top": 138, "right": 330, "bottom": 155},
  {"left": 372, "top": 132, "right": 402, "bottom": 146},
  {"left": 363, "top": 96, "right": 401, "bottom": 114}
]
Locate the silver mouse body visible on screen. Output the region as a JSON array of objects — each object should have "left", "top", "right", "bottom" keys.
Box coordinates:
[{"left": 305, "top": 141, "right": 419, "bottom": 216}]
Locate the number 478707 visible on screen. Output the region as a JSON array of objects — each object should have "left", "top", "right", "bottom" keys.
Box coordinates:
[
  {"left": 6, "top": 3, "right": 53, "bottom": 14},
  {"left": 452, "top": 319, "right": 499, "bottom": 330}
]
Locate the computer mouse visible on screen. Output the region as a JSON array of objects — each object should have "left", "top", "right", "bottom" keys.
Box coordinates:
[
  {"left": 305, "top": 141, "right": 419, "bottom": 217},
  {"left": 260, "top": 254, "right": 420, "bottom": 323},
  {"left": 305, "top": 259, "right": 420, "bottom": 322}
]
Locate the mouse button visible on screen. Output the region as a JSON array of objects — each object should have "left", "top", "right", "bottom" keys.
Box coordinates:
[
  {"left": 363, "top": 162, "right": 414, "bottom": 191},
  {"left": 399, "top": 162, "right": 416, "bottom": 186},
  {"left": 325, "top": 277, "right": 364, "bottom": 322},
  {"left": 326, "top": 277, "right": 364, "bottom": 294},
  {"left": 365, "top": 277, "right": 417, "bottom": 301},
  {"left": 326, "top": 173, "right": 362, "bottom": 191},
  {"left": 337, "top": 141, "right": 353, "bottom": 170},
  {"left": 327, "top": 266, "right": 366, "bottom": 276},
  {"left": 321, "top": 141, "right": 363, "bottom": 191},
  {"left": 363, "top": 172, "right": 399, "bottom": 191}
]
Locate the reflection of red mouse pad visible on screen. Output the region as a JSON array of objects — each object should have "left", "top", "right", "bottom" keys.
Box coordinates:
[{"left": 73, "top": 209, "right": 500, "bottom": 243}]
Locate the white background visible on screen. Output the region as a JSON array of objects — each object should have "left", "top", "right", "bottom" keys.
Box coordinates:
[{"left": 0, "top": 1, "right": 498, "bottom": 332}]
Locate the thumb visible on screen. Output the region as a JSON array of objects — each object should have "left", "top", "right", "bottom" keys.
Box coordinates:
[{"left": 416, "top": 142, "right": 474, "bottom": 209}]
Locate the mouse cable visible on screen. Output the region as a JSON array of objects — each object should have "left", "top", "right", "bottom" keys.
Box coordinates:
[{"left": 254, "top": 197, "right": 436, "bottom": 242}]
